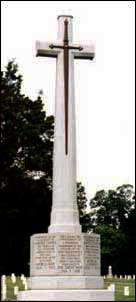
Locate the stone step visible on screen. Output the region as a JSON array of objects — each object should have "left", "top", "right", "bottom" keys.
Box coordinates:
[
  {"left": 17, "top": 289, "right": 114, "bottom": 301},
  {"left": 27, "top": 276, "right": 104, "bottom": 289}
]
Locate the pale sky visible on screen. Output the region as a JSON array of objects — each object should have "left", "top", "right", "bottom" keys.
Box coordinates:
[{"left": 1, "top": 1, "right": 135, "bottom": 200}]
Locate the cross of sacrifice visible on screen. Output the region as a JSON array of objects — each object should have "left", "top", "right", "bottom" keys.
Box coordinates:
[
  {"left": 36, "top": 15, "right": 95, "bottom": 233},
  {"left": 36, "top": 15, "right": 95, "bottom": 155}
]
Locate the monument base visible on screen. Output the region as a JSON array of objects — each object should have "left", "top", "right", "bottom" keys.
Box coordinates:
[
  {"left": 27, "top": 276, "right": 104, "bottom": 289},
  {"left": 29, "top": 233, "right": 102, "bottom": 277},
  {"left": 17, "top": 232, "right": 114, "bottom": 301},
  {"left": 17, "top": 289, "right": 114, "bottom": 301}
]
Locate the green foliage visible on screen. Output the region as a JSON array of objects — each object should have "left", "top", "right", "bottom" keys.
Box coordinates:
[
  {"left": 6, "top": 276, "right": 25, "bottom": 301},
  {"left": 87, "top": 184, "right": 135, "bottom": 275},
  {"left": 5, "top": 276, "right": 135, "bottom": 301},
  {"left": 95, "top": 225, "right": 127, "bottom": 274},
  {"left": 104, "top": 278, "right": 135, "bottom": 301},
  {"left": 0, "top": 60, "right": 54, "bottom": 275},
  {"left": 77, "top": 182, "right": 90, "bottom": 232},
  {"left": 90, "top": 184, "right": 134, "bottom": 229},
  {"left": 1, "top": 59, "right": 54, "bottom": 189},
  {"left": 77, "top": 182, "right": 87, "bottom": 214}
]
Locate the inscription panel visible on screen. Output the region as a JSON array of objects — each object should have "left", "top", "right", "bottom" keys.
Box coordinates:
[
  {"left": 30, "top": 233, "right": 101, "bottom": 276},
  {"left": 84, "top": 234, "right": 100, "bottom": 275},
  {"left": 31, "top": 234, "right": 56, "bottom": 275},
  {"left": 57, "top": 234, "right": 83, "bottom": 275}
]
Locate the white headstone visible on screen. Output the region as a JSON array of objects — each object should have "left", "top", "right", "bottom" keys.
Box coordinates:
[
  {"left": 21, "top": 274, "right": 25, "bottom": 280},
  {"left": 133, "top": 275, "right": 135, "bottom": 279},
  {"left": 11, "top": 273, "right": 16, "bottom": 283},
  {"left": 24, "top": 282, "right": 28, "bottom": 290},
  {"left": 110, "top": 284, "right": 115, "bottom": 291},
  {"left": 127, "top": 275, "right": 131, "bottom": 280},
  {"left": 1, "top": 275, "right": 6, "bottom": 285},
  {"left": 1, "top": 284, "right": 7, "bottom": 301},
  {"left": 108, "top": 266, "right": 112, "bottom": 278},
  {"left": 14, "top": 286, "right": 19, "bottom": 296},
  {"left": 108, "top": 284, "right": 115, "bottom": 291},
  {"left": 22, "top": 277, "right": 26, "bottom": 284},
  {"left": 124, "top": 286, "right": 129, "bottom": 296}
]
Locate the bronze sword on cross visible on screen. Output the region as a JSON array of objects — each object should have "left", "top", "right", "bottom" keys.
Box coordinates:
[
  {"left": 49, "top": 19, "right": 83, "bottom": 155},
  {"left": 36, "top": 17, "right": 95, "bottom": 156}
]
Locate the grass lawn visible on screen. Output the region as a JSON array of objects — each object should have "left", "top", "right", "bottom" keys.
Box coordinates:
[
  {"left": 4, "top": 276, "right": 25, "bottom": 301},
  {"left": 104, "top": 277, "right": 135, "bottom": 301},
  {"left": 2, "top": 276, "right": 135, "bottom": 301}
]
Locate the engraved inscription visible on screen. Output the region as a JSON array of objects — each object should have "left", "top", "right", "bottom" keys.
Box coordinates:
[
  {"left": 33, "top": 235, "right": 56, "bottom": 272},
  {"left": 84, "top": 235, "right": 100, "bottom": 273},
  {"left": 31, "top": 234, "right": 100, "bottom": 276},
  {"left": 57, "top": 235, "right": 83, "bottom": 274}
]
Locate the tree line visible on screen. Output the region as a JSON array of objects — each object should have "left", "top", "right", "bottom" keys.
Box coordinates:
[{"left": 0, "top": 61, "right": 135, "bottom": 276}]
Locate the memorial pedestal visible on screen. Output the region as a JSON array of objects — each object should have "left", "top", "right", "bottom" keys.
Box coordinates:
[
  {"left": 17, "top": 233, "right": 114, "bottom": 301},
  {"left": 30, "top": 233, "right": 101, "bottom": 277}
]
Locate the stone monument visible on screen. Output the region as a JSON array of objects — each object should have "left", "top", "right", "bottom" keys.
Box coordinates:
[{"left": 17, "top": 15, "right": 114, "bottom": 301}]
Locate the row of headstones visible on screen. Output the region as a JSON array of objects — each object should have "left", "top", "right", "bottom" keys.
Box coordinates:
[
  {"left": 108, "top": 283, "right": 130, "bottom": 296},
  {"left": 107, "top": 265, "right": 135, "bottom": 279},
  {"left": 104, "top": 274, "right": 135, "bottom": 279},
  {"left": 1, "top": 274, "right": 27, "bottom": 301},
  {"left": 1, "top": 272, "right": 135, "bottom": 300}
]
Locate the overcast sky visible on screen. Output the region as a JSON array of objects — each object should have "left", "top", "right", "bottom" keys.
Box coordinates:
[{"left": 1, "top": 1, "right": 135, "bottom": 200}]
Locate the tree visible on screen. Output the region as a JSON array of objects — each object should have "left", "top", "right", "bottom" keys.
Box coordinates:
[
  {"left": 1, "top": 60, "right": 54, "bottom": 189},
  {"left": 95, "top": 225, "right": 127, "bottom": 275},
  {"left": 0, "top": 60, "right": 54, "bottom": 275},
  {"left": 89, "top": 184, "right": 134, "bottom": 230},
  {"left": 122, "top": 204, "right": 136, "bottom": 274},
  {"left": 77, "top": 182, "right": 90, "bottom": 232},
  {"left": 88, "top": 184, "right": 135, "bottom": 275}
]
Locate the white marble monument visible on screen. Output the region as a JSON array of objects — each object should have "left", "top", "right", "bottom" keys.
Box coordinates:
[{"left": 17, "top": 15, "right": 114, "bottom": 301}]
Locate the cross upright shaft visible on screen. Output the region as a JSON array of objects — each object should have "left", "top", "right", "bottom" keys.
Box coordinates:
[
  {"left": 49, "top": 18, "right": 83, "bottom": 155},
  {"left": 36, "top": 15, "right": 95, "bottom": 233},
  {"left": 50, "top": 15, "right": 81, "bottom": 233}
]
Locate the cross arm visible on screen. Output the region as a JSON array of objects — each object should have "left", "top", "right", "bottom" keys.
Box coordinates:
[
  {"left": 36, "top": 41, "right": 60, "bottom": 58},
  {"left": 73, "top": 43, "right": 95, "bottom": 60}
]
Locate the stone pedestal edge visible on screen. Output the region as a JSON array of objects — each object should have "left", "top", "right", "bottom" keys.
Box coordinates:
[
  {"left": 17, "top": 289, "right": 114, "bottom": 301},
  {"left": 28, "top": 276, "right": 104, "bottom": 289}
]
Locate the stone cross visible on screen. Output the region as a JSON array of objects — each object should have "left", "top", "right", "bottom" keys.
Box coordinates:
[
  {"left": 36, "top": 15, "right": 95, "bottom": 233},
  {"left": 17, "top": 15, "right": 114, "bottom": 302},
  {"left": 49, "top": 19, "right": 84, "bottom": 155}
]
